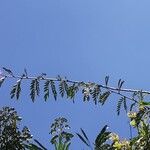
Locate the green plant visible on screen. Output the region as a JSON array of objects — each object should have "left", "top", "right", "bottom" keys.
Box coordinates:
[
  {"left": 0, "top": 106, "right": 47, "bottom": 150},
  {"left": 1, "top": 68, "right": 150, "bottom": 149},
  {"left": 50, "top": 117, "right": 74, "bottom": 150}
]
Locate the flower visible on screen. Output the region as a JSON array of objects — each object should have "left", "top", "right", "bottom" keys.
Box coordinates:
[
  {"left": 127, "top": 112, "right": 137, "bottom": 119},
  {"left": 109, "top": 133, "right": 119, "bottom": 141}
]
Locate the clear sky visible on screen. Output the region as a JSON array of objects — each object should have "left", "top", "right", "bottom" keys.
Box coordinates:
[{"left": 1, "top": 0, "right": 150, "bottom": 149}]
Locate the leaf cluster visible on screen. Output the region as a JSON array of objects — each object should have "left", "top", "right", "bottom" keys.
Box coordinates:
[
  {"left": 0, "top": 106, "right": 47, "bottom": 150},
  {"left": 50, "top": 117, "right": 74, "bottom": 150},
  {"left": 0, "top": 107, "right": 32, "bottom": 149}
]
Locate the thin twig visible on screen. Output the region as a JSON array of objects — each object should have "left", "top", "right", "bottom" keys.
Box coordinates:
[
  {"left": 6, "top": 75, "right": 150, "bottom": 95},
  {"left": 109, "top": 90, "right": 138, "bottom": 103}
]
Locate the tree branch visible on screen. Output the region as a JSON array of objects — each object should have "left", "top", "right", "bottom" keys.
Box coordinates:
[{"left": 6, "top": 75, "right": 150, "bottom": 95}]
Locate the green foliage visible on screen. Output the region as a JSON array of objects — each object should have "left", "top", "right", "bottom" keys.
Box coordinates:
[
  {"left": 91, "top": 85, "right": 101, "bottom": 105},
  {"left": 59, "top": 80, "right": 68, "bottom": 98},
  {"left": 95, "top": 125, "right": 111, "bottom": 150},
  {"left": 77, "top": 126, "right": 112, "bottom": 150},
  {"left": 25, "top": 139, "right": 48, "bottom": 150},
  {"left": 66, "top": 83, "right": 78, "bottom": 100},
  {"left": 117, "top": 98, "right": 123, "bottom": 116},
  {"left": 0, "top": 69, "right": 114, "bottom": 105},
  {"left": 0, "top": 107, "right": 31, "bottom": 149},
  {"left": 75, "top": 93, "right": 150, "bottom": 149},
  {"left": 117, "top": 79, "right": 124, "bottom": 91},
  {"left": 2, "top": 68, "right": 150, "bottom": 149},
  {"left": 44, "top": 80, "right": 50, "bottom": 101},
  {"left": 50, "top": 117, "right": 74, "bottom": 150},
  {"left": 99, "top": 91, "right": 110, "bottom": 105},
  {"left": 76, "top": 128, "right": 91, "bottom": 147},
  {"left": 3, "top": 67, "right": 14, "bottom": 77},
  {"left": 117, "top": 97, "right": 127, "bottom": 115},
  {"left": 30, "top": 79, "right": 40, "bottom": 102},
  {"left": 10, "top": 79, "right": 22, "bottom": 99},
  {"left": 50, "top": 80, "right": 57, "bottom": 100},
  {"left": 0, "top": 106, "right": 47, "bottom": 150}
]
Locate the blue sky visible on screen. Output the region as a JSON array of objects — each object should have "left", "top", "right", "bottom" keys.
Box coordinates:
[{"left": 1, "top": 0, "right": 150, "bottom": 149}]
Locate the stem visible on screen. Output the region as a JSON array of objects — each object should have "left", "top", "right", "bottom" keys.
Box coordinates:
[{"left": 6, "top": 75, "right": 150, "bottom": 95}]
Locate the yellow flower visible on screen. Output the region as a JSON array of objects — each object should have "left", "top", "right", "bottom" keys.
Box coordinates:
[
  {"left": 109, "top": 133, "right": 119, "bottom": 141},
  {"left": 127, "top": 112, "right": 137, "bottom": 119}
]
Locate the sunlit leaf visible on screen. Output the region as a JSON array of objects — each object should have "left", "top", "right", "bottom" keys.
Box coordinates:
[
  {"left": 99, "top": 91, "right": 110, "bottom": 105},
  {"left": 139, "top": 101, "right": 150, "bottom": 106},
  {"left": 0, "top": 76, "right": 6, "bottom": 87}
]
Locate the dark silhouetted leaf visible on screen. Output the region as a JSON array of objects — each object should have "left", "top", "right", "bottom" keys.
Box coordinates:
[
  {"left": 118, "top": 79, "right": 124, "bottom": 90},
  {"left": 123, "top": 97, "right": 127, "bottom": 112},
  {"left": 117, "top": 97, "right": 127, "bottom": 115},
  {"left": 105, "top": 76, "right": 109, "bottom": 86},
  {"left": 3, "top": 67, "right": 14, "bottom": 77},
  {"left": 80, "top": 128, "right": 90, "bottom": 144},
  {"left": 59, "top": 80, "right": 68, "bottom": 97},
  {"left": 95, "top": 125, "right": 111, "bottom": 148},
  {"left": 34, "top": 139, "right": 47, "bottom": 150},
  {"left": 30, "top": 79, "right": 40, "bottom": 102},
  {"left": 117, "top": 98, "right": 123, "bottom": 115},
  {"left": 76, "top": 133, "right": 90, "bottom": 147},
  {"left": 10, "top": 79, "right": 21, "bottom": 99},
  {"left": 24, "top": 68, "right": 28, "bottom": 77},
  {"left": 91, "top": 85, "right": 100, "bottom": 105},
  {"left": 26, "top": 143, "right": 44, "bottom": 150},
  {"left": 44, "top": 80, "right": 50, "bottom": 101},
  {"left": 130, "top": 102, "right": 136, "bottom": 111},
  {"left": 51, "top": 135, "right": 59, "bottom": 144},
  {"left": 50, "top": 80, "right": 57, "bottom": 100}
]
